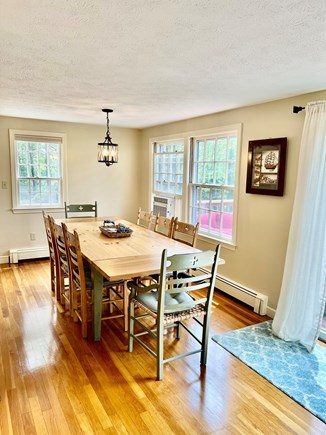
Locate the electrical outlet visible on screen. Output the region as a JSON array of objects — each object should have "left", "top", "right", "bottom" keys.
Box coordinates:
[
  {"left": 30, "top": 233, "right": 36, "bottom": 241},
  {"left": 2, "top": 181, "right": 8, "bottom": 189}
]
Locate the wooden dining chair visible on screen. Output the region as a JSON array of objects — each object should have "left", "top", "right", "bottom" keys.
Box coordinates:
[
  {"left": 172, "top": 218, "right": 199, "bottom": 247},
  {"left": 136, "top": 208, "right": 155, "bottom": 230},
  {"left": 48, "top": 216, "right": 71, "bottom": 314},
  {"left": 42, "top": 210, "right": 57, "bottom": 296},
  {"left": 64, "top": 201, "right": 97, "bottom": 218},
  {"left": 128, "top": 244, "right": 221, "bottom": 380},
  {"left": 62, "top": 223, "right": 128, "bottom": 338},
  {"left": 154, "top": 215, "right": 175, "bottom": 238}
]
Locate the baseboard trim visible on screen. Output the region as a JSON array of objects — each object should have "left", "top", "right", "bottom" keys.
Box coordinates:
[
  {"left": 9, "top": 246, "right": 49, "bottom": 263},
  {"left": 216, "top": 274, "right": 269, "bottom": 315},
  {"left": 0, "top": 255, "right": 10, "bottom": 264}
]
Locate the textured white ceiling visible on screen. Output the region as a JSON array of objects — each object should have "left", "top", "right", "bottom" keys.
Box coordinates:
[{"left": 1, "top": 0, "right": 326, "bottom": 128}]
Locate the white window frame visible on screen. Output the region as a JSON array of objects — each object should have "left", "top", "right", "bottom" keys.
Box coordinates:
[
  {"left": 9, "top": 129, "right": 68, "bottom": 213},
  {"left": 149, "top": 124, "right": 241, "bottom": 248},
  {"left": 152, "top": 139, "right": 185, "bottom": 198},
  {"left": 189, "top": 130, "right": 240, "bottom": 245}
]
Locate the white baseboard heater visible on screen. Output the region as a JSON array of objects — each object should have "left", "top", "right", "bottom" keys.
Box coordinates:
[
  {"left": 9, "top": 246, "right": 49, "bottom": 264},
  {"left": 216, "top": 275, "right": 268, "bottom": 315}
]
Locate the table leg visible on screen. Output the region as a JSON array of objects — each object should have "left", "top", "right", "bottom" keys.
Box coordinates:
[{"left": 92, "top": 267, "right": 103, "bottom": 341}]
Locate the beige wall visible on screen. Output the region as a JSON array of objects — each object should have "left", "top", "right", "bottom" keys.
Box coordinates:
[
  {"left": 139, "top": 90, "right": 326, "bottom": 311},
  {"left": 0, "top": 116, "right": 141, "bottom": 261},
  {"left": 2, "top": 89, "right": 325, "bottom": 311}
]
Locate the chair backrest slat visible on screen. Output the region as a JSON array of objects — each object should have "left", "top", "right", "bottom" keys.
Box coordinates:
[
  {"left": 137, "top": 208, "right": 155, "bottom": 230},
  {"left": 154, "top": 215, "right": 174, "bottom": 238},
  {"left": 172, "top": 218, "right": 199, "bottom": 247},
  {"left": 62, "top": 223, "right": 85, "bottom": 290},
  {"left": 64, "top": 201, "right": 97, "bottom": 218},
  {"left": 157, "top": 245, "right": 220, "bottom": 315},
  {"left": 42, "top": 210, "right": 56, "bottom": 259},
  {"left": 48, "top": 216, "right": 67, "bottom": 268}
]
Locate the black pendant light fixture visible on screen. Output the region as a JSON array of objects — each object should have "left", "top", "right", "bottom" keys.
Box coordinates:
[{"left": 97, "top": 108, "right": 118, "bottom": 166}]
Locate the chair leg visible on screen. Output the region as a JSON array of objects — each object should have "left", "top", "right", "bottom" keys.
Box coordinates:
[
  {"left": 59, "top": 273, "right": 65, "bottom": 306},
  {"left": 176, "top": 321, "right": 182, "bottom": 339},
  {"left": 81, "top": 285, "right": 88, "bottom": 339},
  {"left": 54, "top": 260, "right": 61, "bottom": 302},
  {"left": 200, "top": 313, "right": 210, "bottom": 366},
  {"left": 108, "top": 288, "right": 113, "bottom": 314},
  {"left": 72, "top": 282, "right": 79, "bottom": 322},
  {"left": 66, "top": 277, "right": 73, "bottom": 317},
  {"left": 50, "top": 258, "right": 56, "bottom": 294},
  {"left": 156, "top": 320, "right": 164, "bottom": 381},
  {"left": 123, "top": 282, "right": 128, "bottom": 332},
  {"left": 128, "top": 300, "right": 134, "bottom": 352}
]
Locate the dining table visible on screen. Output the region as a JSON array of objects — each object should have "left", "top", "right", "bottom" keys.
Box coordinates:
[{"left": 58, "top": 216, "right": 224, "bottom": 341}]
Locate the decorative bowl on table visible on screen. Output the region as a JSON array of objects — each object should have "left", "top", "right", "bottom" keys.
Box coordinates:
[{"left": 99, "top": 220, "right": 133, "bottom": 238}]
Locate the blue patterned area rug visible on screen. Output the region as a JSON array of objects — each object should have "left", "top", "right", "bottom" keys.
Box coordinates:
[{"left": 212, "top": 321, "right": 326, "bottom": 423}]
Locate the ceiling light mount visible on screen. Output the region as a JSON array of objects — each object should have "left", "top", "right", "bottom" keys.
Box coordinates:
[{"left": 98, "top": 108, "right": 118, "bottom": 166}]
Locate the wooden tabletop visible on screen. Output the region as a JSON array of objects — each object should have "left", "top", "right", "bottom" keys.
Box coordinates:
[{"left": 58, "top": 217, "right": 204, "bottom": 280}]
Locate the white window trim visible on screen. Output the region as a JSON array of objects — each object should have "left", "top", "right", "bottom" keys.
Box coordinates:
[
  {"left": 9, "top": 129, "right": 68, "bottom": 213},
  {"left": 152, "top": 138, "right": 185, "bottom": 199},
  {"left": 149, "top": 124, "right": 242, "bottom": 247}
]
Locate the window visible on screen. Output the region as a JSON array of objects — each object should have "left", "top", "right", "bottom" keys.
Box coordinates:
[
  {"left": 189, "top": 132, "right": 238, "bottom": 242},
  {"left": 10, "top": 130, "right": 66, "bottom": 211},
  {"left": 150, "top": 125, "right": 241, "bottom": 246},
  {"left": 153, "top": 140, "right": 184, "bottom": 196}
]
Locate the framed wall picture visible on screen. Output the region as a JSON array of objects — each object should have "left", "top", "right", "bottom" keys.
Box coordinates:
[{"left": 246, "top": 137, "right": 287, "bottom": 196}]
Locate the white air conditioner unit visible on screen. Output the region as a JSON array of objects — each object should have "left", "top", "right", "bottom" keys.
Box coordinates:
[{"left": 153, "top": 196, "right": 175, "bottom": 217}]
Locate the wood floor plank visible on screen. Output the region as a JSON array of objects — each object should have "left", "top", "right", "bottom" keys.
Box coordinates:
[
  {"left": 0, "top": 260, "right": 325, "bottom": 435},
  {"left": 28, "top": 396, "right": 49, "bottom": 435}
]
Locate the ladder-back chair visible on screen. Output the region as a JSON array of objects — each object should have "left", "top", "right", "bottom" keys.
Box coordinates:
[
  {"left": 48, "top": 216, "right": 71, "bottom": 313},
  {"left": 42, "top": 210, "right": 57, "bottom": 296},
  {"left": 62, "top": 223, "right": 128, "bottom": 337},
  {"left": 136, "top": 208, "right": 155, "bottom": 230},
  {"left": 154, "top": 215, "right": 175, "bottom": 238},
  {"left": 128, "top": 244, "right": 221, "bottom": 380},
  {"left": 172, "top": 218, "right": 199, "bottom": 247}
]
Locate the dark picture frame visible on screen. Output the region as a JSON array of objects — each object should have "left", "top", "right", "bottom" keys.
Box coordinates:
[{"left": 246, "top": 137, "right": 287, "bottom": 196}]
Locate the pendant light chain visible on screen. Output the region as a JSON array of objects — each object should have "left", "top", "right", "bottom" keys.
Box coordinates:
[{"left": 106, "top": 111, "right": 112, "bottom": 142}]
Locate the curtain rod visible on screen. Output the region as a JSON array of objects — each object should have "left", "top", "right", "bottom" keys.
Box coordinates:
[{"left": 293, "top": 106, "right": 305, "bottom": 113}]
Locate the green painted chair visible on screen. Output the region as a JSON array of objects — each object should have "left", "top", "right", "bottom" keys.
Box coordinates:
[
  {"left": 64, "top": 201, "right": 97, "bottom": 218},
  {"left": 127, "top": 244, "right": 221, "bottom": 380}
]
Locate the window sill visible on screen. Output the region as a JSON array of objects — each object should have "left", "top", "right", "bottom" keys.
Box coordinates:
[
  {"left": 11, "top": 207, "right": 64, "bottom": 214},
  {"left": 197, "top": 233, "right": 236, "bottom": 251}
]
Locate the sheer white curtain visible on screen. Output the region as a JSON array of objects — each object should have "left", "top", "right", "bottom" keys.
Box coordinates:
[{"left": 272, "top": 101, "right": 326, "bottom": 351}]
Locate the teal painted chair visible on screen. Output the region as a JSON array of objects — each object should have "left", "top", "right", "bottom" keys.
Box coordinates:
[
  {"left": 127, "top": 244, "right": 221, "bottom": 380},
  {"left": 64, "top": 201, "right": 97, "bottom": 218}
]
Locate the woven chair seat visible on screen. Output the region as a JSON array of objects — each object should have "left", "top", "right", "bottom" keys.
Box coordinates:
[{"left": 132, "top": 298, "right": 206, "bottom": 325}]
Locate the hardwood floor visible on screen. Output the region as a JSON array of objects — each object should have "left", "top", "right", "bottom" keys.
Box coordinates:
[{"left": 0, "top": 260, "right": 325, "bottom": 434}]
